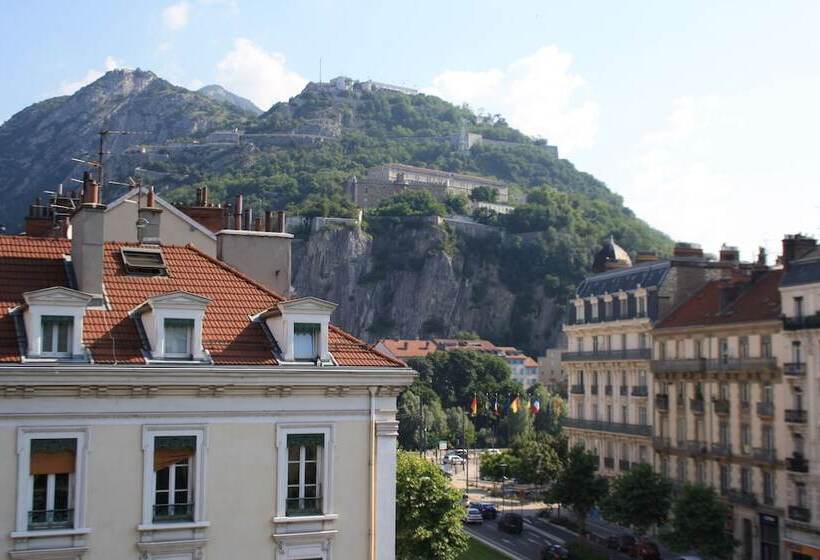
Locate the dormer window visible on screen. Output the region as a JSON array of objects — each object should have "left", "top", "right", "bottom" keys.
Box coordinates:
[
  {"left": 294, "top": 323, "right": 320, "bottom": 361},
  {"left": 164, "top": 319, "right": 194, "bottom": 359},
  {"left": 129, "top": 291, "right": 210, "bottom": 362},
  {"left": 41, "top": 316, "right": 73, "bottom": 357},
  {"left": 260, "top": 297, "right": 338, "bottom": 364}
]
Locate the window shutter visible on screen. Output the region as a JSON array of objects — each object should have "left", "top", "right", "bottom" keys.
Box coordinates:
[
  {"left": 154, "top": 436, "right": 196, "bottom": 471},
  {"left": 30, "top": 439, "right": 76, "bottom": 475}
]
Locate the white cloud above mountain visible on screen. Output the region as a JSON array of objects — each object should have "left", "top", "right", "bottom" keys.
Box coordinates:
[
  {"left": 162, "top": 1, "right": 190, "bottom": 31},
  {"left": 425, "top": 46, "right": 600, "bottom": 154},
  {"left": 215, "top": 38, "right": 307, "bottom": 110},
  {"left": 57, "top": 56, "right": 123, "bottom": 96}
]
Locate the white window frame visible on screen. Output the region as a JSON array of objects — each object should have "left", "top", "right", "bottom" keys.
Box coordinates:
[
  {"left": 22, "top": 286, "right": 93, "bottom": 361},
  {"left": 275, "top": 424, "right": 335, "bottom": 520},
  {"left": 140, "top": 425, "right": 208, "bottom": 530},
  {"left": 163, "top": 318, "right": 195, "bottom": 359},
  {"left": 293, "top": 322, "right": 321, "bottom": 362},
  {"left": 132, "top": 292, "right": 210, "bottom": 362},
  {"left": 40, "top": 315, "right": 74, "bottom": 357},
  {"left": 13, "top": 427, "right": 90, "bottom": 538}
]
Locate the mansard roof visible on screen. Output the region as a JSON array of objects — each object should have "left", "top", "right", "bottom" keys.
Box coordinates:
[
  {"left": 781, "top": 255, "right": 820, "bottom": 287},
  {"left": 576, "top": 260, "right": 671, "bottom": 298}
]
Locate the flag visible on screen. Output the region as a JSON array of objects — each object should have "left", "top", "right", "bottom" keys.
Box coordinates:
[
  {"left": 531, "top": 399, "right": 541, "bottom": 414},
  {"left": 493, "top": 396, "right": 499, "bottom": 416},
  {"left": 470, "top": 394, "right": 478, "bottom": 416},
  {"left": 511, "top": 396, "right": 520, "bottom": 414}
]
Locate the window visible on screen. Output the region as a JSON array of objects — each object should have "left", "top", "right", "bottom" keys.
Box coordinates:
[
  {"left": 592, "top": 404, "right": 599, "bottom": 421},
  {"left": 621, "top": 333, "right": 627, "bottom": 350},
  {"left": 719, "top": 382, "right": 729, "bottom": 400},
  {"left": 605, "top": 335, "right": 612, "bottom": 351},
  {"left": 761, "top": 335, "right": 772, "bottom": 358},
  {"left": 741, "top": 424, "right": 751, "bottom": 452},
  {"left": 638, "top": 370, "right": 647, "bottom": 387},
  {"left": 792, "top": 341, "right": 803, "bottom": 363},
  {"left": 286, "top": 434, "right": 323, "bottom": 516},
  {"left": 606, "top": 440, "right": 614, "bottom": 459},
  {"left": 695, "top": 339, "right": 703, "bottom": 359},
  {"left": 606, "top": 405, "right": 613, "bottom": 422},
  {"left": 639, "top": 406, "right": 648, "bottom": 426},
  {"left": 676, "top": 417, "right": 686, "bottom": 445},
  {"left": 741, "top": 467, "right": 752, "bottom": 493},
  {"left": 763, "top": 471, "right": 774, "bottom": 503},
  {"left": 739, "top": 336, "right": 749, "bottom": 359},
  {"left": 294, "top": 323, "right": 320, "bottom": 361},
  {"left": 719, "top": 422, "right": 730, "bottom": 446},
  {"left": 794, "top": 296, "right": 804, "bottom": 319},
  {"left": 661, "top": 457, "right": 670, "bottom": 478},
  {"left": 762, "top": 425, "right": 774, "bottom": 450},
  {"left": 41, "top": 316, "right": 73, "bottom": 357},
  {"left": 719, "top": 338, "right": 729, "bottom": 364},
  {"left": 605, "top": 299, "right": 613, "bottom": 319},
  {"left": 762, "top": 383, "right": 773, "bottom": 404},
  {"left": 696, "top": 461, "right": 706, "bottom": 484},
  {"left": 794, "top": 433, "right": 805, "bottom": 456},
  {"left": 163, "top": 319, "right": 193, "bottom": 358},
  {"left": 637, "top": 295, "right": 646, "bottom": 316},
  {"left": 621, "top": 444, "right": 630, "bottom": 463},
  {"left": 622, "top": 405, "right": 629, "bottom": 424},
  {"left": 796, "top": 482, "right": 807, "bottom": 508},
  {"left": 677, "top": 459, "right": 686, "bottom": 482},
  {"left": 576, "top": 303, "right": 584, "bottom": 323},
  {"left": 639, "top": 333, "right": 647, "bottom": 349},
  {"left": 28, "top": 439, "right": 76, "bottom": 530},
  {"left": 577, "top": 337, "right": 583, "bottom": 352},
  {"left": 153, "top": 436, "right": 195, "bottom": 522},
  {"left": 121, "top": 247, "right": 167, "bottom": 276},
  {"left": 719, "top": 465, "right": 730, "bottom": 495},
  {"left": 592, "top": 337, "right": 599, "bottom": 352},
  {"left": 675, "top": 340, "right": 682, "bottom": 359},
  {"left": 740, "top": 382, "right": 750, "bottom": 405},
  {"left": 590, "top": 301, "right": 598, "bottom": 320},
  {"left": 658, "top": 341, "right": 666, "bottom": 360},
  {"left": 639, "top": 445, "right": 647, "bottom": 464}
]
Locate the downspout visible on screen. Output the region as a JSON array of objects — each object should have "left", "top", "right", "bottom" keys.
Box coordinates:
[{"left": 369, "top": 386, "right": 377, "bottom": 560}]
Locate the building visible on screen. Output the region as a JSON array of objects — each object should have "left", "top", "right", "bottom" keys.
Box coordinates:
[
  {"left": 778, "top": 236, "right": 820, "bottom": 560},
  {"left": 562, "top": 238, "right": 731, "bottom": 478},
  {"left": 376, "top": 338, "right": 538, "bottom": 387},
  {"left": 0, "top": 180, "right": 413, "bottom": 560},
  {"left": 651, "top": 264, "right": 786, "bottom": 560},
  {"left": 538, "top": 348, "right": 565, "bottom": 392},
  {"left": 345, "top": 163, "right": 509, "bottom": 209}
]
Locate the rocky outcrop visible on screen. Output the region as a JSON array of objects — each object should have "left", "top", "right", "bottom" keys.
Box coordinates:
[{"left": 292, "top": 222, "right": 561, "bottom": 353}]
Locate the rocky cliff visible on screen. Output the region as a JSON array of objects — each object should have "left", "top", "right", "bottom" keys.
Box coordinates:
[{"left": 292, "top": 222, "right": 561, "bottom": 353}]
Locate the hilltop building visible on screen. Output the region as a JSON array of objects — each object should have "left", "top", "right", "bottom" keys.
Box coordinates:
[{"left": 0, "top": 177, "right": 413, "bottom": 560}]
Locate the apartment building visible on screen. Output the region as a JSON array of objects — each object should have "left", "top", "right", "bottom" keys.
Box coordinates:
[
  {"left": 778, "top": 237, "right": 820, "bottom": 560},
  {"left": 0, "top": 179, "right": 413, "bottom": 560},
  {"left": 562, "top": 238, "right": 730, "bottom": 477}
]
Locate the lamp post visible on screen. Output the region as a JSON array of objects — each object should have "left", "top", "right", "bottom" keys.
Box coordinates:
[{"left": 500, "top": 462, "right": 508, "bottom": 512}]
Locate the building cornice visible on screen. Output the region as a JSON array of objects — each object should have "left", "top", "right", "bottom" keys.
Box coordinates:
[{"left": 651, "top": 320, "right": 781, "bottom": 338}]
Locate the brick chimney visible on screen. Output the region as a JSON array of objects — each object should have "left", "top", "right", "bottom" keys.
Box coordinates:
[
  {"left": 672, "top": 242, "right": 704, "bottom": 259},
  {"left": 137, "top": 186, "right": 162, "bottom": 244},
  {"left": 719, "top": 244, "right": 740, "bottom": 263},
  {"left": 71, "top": 172, "right": 106, "bottom": 297},
  {"left": 782, "top": 234, "right": 817, "bottom": 269},
  {"left": 175, "top": 185, "right": 229, "bottom": 233}
]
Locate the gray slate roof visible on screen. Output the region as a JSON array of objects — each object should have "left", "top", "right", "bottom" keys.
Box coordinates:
[{"left": 577, "top": 260, "right": 670, "bottom": 298}]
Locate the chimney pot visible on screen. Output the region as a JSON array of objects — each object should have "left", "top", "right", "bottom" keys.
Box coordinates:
[
  {"left": 265, "top": 211, "right": 273, "bottom": 232},
  {"left": 275, "top": 210, "right": 286, "bottom": 233},
  {"left": 201, "top": 186, "right": 208, "bottom": 206},
  {"left": 234, "top": 194, "right": 243, "bottom": 230}
]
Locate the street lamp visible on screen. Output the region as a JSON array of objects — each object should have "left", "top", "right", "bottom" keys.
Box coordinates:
[{"left": 500, "top": 462, "right": 508, "bottom": 513}]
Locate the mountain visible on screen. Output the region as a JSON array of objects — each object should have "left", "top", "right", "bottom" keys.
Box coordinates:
[
  {"left": 0, "top": 70, "right": 670, "bottom": 351},
  {"left": 197, "top": 84, "right": 262, "bottom": 116}
]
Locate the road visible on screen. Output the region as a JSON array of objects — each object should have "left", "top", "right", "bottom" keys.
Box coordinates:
[{"left": 464, "top": 515, "right": 572, "bottom": 560}]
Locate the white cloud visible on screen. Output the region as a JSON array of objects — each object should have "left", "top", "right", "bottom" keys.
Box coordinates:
[
  {"left": 620, "top": 80, "right": 820, "bottom": 260},
  {"left": 162, "top": 1, "right": 190, "bottom": 31},
  {"left": 215, "top": 38, "right": 307, "bottom": 110},
  {"left": 57, "top": 56, "right": 123, "bottom": 96},
  {"left": 425, "top": 46, "right": 599, "bottom": 154}
]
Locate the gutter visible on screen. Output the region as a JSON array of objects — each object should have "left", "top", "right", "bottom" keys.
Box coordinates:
[{"left": 368, "top": 386, "right": 377, "bottom": 560}]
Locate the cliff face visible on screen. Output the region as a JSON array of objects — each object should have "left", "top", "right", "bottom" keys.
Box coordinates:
[{"left": 292, "top": 222, "right": 560, "bottom": 353}]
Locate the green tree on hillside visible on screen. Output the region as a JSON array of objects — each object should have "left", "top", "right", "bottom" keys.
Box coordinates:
[
  {"left": 370, "top": 190, "right": 446, "bottom": 217},
  {"left": 469, "top": 186, "right": 498, "bottom": 202}
]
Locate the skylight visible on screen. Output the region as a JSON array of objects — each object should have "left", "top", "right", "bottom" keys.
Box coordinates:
[{"left": 121, "top": 247, "right": 168, "bottom": 276}]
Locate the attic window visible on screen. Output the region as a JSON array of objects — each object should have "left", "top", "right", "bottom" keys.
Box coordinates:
[{"left": 121, "top": 248, "right": 167, "bottom": 276}]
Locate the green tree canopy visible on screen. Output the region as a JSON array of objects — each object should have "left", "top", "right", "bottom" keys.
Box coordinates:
[
  {"left": 469, "top": 186, "right": 498, "bottom": 202},
  {"left": 370, "top": 190, "right": 446, "bottom": 217},
  {"left": 509, "top": 433, "right": 562, "bottom": 487},
  {"left": 397, "top": 382, "right": 448, "bottom": 450},
  {"left": 547, "top": 444, "right": 608, "bottom": 535},
  {"left": 479, "top": 451, "right": 520, "bottom": 482},
  {"left": 445, "top": 407, "right": 476, "bottom": 448},
  {"left": 661, "top": 484, "right": 737, "bottom": 560},
  {"left": 396, "top": 451, "right": 470, "bottom": 560},
  {"left": 600, "top": 463, "right": 672, "bottom": 535}
]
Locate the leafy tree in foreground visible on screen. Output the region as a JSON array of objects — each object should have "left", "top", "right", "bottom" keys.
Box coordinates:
[
  {"left": 661, "top": 484, "right": 736, "bottom": 560},
  {"left": 509, "top": 433, "right": 561, "bottom": 487},
  {"left": 600, "top": 463, "right": 672, "bottom": 535},
  {"left": 396, "top": 451, "right": 469, "bottom": 560},
  {"left": 546, "top": 444, "right": 608, "bottom": 536}
]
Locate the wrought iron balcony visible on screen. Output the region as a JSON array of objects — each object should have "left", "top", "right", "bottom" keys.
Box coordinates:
[
  {"left": 570, "top": 384, "right": 585, "bottom": 395},
  {"left": 153, "top": 502, "right": 195, "bottom": 523},
  {"left": 757, "top": 402, "right": 774, "bottom": 418},
  {"left": 561, "top": 417, "right": 652, "bottom": 436},
  {"left": 710, "top": 443, "right": 732, "bottom": 458},
  {"left": 690, "top": 398, "right": 705, "bottom": 414},
  {"left": 604, "top": 457, "right": 615, "bottom": 469},
  {"left": 785, "top": 409, "right": 808, "bottom": 424},
  {"left": 605, "top": 385, "right": 613, "bottom": 396},
  {"left": 784, "top": 362, "right": 807, "bottom": 376},
  {"left": 686, "top": 440, "right": 708, "bottom": 455},
  {"left": 619, "top": 386, "right": 628, "bottom": 396},
  {"left": 651, "top": 357, "right": 778, "bottom": 374},
  {"left": 655, "top": 394, "right": 669, "bottom": 411},
  {"left": 632, "top": 385, "right": 649, "bottom": 397},
  {"left": 787, "top": 454, "right": 810, "bottom": 473},
  {"left": 651, "top": 359, "right": 706, "bottom": 374},
  {"left": 562, "top": 348, "right": 652, "bottom": 362},
  {"left": 728, "top": 489, "right": 758, "bottom": 508},
  {"left": 784, "top": 313, "right": 820, "bottom": 330},
  {"left": 789, "top": 506, "right": 812, "bottom": 523},
  {"left": 752, "top": 447, "right": 778, "bottom": 464},
  {"left": 28, "top": 509, "right": 74, "bottom": 531},
  {"left": 713, "top": 399, "right": 730, "bottom": 415},
  {"left": 652, "top": 436, "right": 671, "bottom": 450},
  {"left": 619, "top": 460, "right": 631, "bottom": 471},
  {"left": 591, "top": 385, "right": 599, "bottom": 395}
]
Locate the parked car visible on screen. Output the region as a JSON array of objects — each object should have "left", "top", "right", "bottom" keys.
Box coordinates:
[
  {"left": 453, "top": 448, "right": 469, "bottom": 459},
  {"left": 612, "top": 534, "right": 636, "bottom": 554},
  {"left": 463, "top": 507, "right": 483, "bottom": 524},
  {"left": 541, "top": 543, "right": 569, "bottom": 560},
  {"left": 497, "top": 512, "right": 524, "bottom": 534},
  {"left": 469, "top": 502, "right": 498, "bottom": 520},
  {"left": 442, "top": 454, "right": 465, "bottom": 465},
  {"left": 636, "top": 539, "right": 661, "bottom": 560},
  {"left": 486, "top": 448, "right": 502, "bottom": 455}
]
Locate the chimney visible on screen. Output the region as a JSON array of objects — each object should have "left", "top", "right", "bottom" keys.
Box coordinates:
[
  {"left": 719, "top": 244, "right": 740, "bottom": 264},
  {"left": 243, "top": 208, "right": 253, "bottom": 231},
  {"left": 635, "top": 251, "right": 658, "bottom": 264},
  {"left": 275, "top": 210, "right": 286, "bottom": 233},
  {"left": 672, "top": 242, "right": 704, "bottom": 259},
  {"left": 233, "top": 194, "right": 243, "bottom": 230},
  {"left": 71, "top": 172, "right": 106, "bottom": 297},
  {"left": 782, "top": 234, "right": 817, "bottom": 269},
  {"left": 138, "top": 186, "right": 162, "bottom": 244},
  {"left": 201, "top": 186, "right": 209, "bottom": 206},
  {"left": 264, "top": 211, "right": 273, "bottom": 233},
  {"left": 216, "top": 227, "right": 294, "bottom": 297}
]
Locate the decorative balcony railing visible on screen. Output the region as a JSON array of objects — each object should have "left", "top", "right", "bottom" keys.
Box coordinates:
[
  {"left": 570, "top": 384, "right": 585, "bottom": 395},
  {"left": 690, "top": 398, "right": 705, "bottom": 414},
  {"left": 562, "top": 349, "right": 652, "bottom": 362},
  {"left": 651, "top": 357, "right": 778, "bottom": 374},
  {"left": 757, "top": 402, "right": 774, "bottom": 418},
  {"left": 783, "top": 314, "right": 820, "bottom": 330},
  {"left": 652, "top": 436, "right": 671, "bottom": 449},
  {"left": 153, "top": 502, "right": 195, "bottom": 523},
  {"left": 632, "top": 385, "right": 649, "bottom": 397},
  {"left": 752, "top": 447, "right": 778, "bottom": 464},
  {"left": 784, "top": 362, "right": 807, "bottom": 377},
  {"left": 619, "top": 386, "right": 628, "bottom": 396},
  {"left": 604, "top": 385, "right": 613, "bottom": 396},
  {"left": 785, "top": 409, "right": 808, "bottom": 424},
  {"left": 655, "top": 394, "right": 669, "bottom": 411},
  {"left": 710, "top": 443, "right": 732, "bottom": 458},
  {"left": 562, "top": 417, "right": 652, "bottom": 436},
  {"left": 28, "top": 509, "right": 74, "bottom": 531},
  {"left": 787, "top": 454, "right": 810, "bottom": 473},
  {"left": 686, "top": 440, "right": 708, "bottom": 455},
  {"left": 713, "top": 399, "right": 731, "bottom": 415},
  {"left": 727, "top": 489, "right": 758, "bottom": 508},
  {"left": 789, "top": 506, "right": 812, "bottom": 523},
  {"left": 591, "top": 385, "right": 599, "bottom": 395}
]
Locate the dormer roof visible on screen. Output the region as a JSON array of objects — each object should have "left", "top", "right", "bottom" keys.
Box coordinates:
[{"left": 23, "top": 286, "right": 95, "bottom": 307}]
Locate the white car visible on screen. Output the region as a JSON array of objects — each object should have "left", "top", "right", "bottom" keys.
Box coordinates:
[
  {"left": 486, "top": 448, "right": 501, "bottom": 455},
  {"left": 443, "top": 454, "right": 465, "bottom": 465},
  {"left": 463, "top": 507, "right": 483, "bottom": 524}
]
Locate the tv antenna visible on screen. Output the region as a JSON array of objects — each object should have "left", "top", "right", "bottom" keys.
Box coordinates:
[{"left": 71, "top": 130, "right": 137, "bottom": 193}]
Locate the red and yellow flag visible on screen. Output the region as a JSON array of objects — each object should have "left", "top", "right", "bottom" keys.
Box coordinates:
[
  {"left": 511, "top": 396, "right": 520, "bottom": 414},
  {"left": 470, "top": 394, "right": 478, "bottom": 416}
]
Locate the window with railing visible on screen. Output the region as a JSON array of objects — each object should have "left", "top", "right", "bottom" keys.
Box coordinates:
[
  {"left": 719, "top": 465, "right": 730, "bottom": 495},
  {"left": 28, "top": 438, "right": 76, "bottom": 530},
  {"left": 286, "top": 434, "right": 324, "bottom": 516},
  {"left": 153, "top": 436, "right": 195, "bottom": 523},
  {"left": 739, "top": 336, "right": 749, "bottom": 359},
  {"left": 763, "top": 470, "right": 774, "bottom": 504},
  {"left": 792, "top": 341, "right": 803, "bottom": 364},
  {"left": 761, "top": 335, "right": 772, "bottom": 358}
]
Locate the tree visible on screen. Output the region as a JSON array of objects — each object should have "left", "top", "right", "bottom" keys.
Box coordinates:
[
  {"left": 444, "top": 407, "right": 476, "bottom": 448},
  {"left": 661, "top": 484, "right": 736, "bottom": 560},
  {"left": 453, "top": 330, "right": 480, "bottom": 340},
  {"left": 546, "top": 444, "right": 608, "bottom": 535},
  {"left": 528, "top": 384, "right": 566, "bottom": 435},
  {"left": 499, "top": 405, "right": 533, "bottom": 443},
  {"left": 396, "top": 451, "right": 470, "bottom": 560},
  {"left": 479, "top": 451, "right": 520, "bottom": 482},
  {"left": 600, "top": 463, "right": 672, "bottom": 535},
  {"left": 470, "top": 186, "right": 498, "bottom": 202},
  {"left": 444, "top": 194, "right": 469, "bottom": 215},
  {"left": 370, "top": 190, "right": 447, "bottom": 217},
  {"left": 397, "top": 383, "right": 447, "bottom": 450},
  {"left": 510, "top": 433, "right": 561, "bottom": 487}
]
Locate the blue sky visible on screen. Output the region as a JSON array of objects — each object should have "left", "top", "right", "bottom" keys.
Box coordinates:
[{"left": 1, "top": 0, "right": 818, "bottom": 259}]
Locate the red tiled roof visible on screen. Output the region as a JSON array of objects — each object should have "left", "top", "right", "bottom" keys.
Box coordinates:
[
  {"left": 378, "top": 339, "right": 438, "bottom": 359},
  {"left": 0, "top": 236, "right": 402, "bottom": 367},
  {"left": 656, "top": 269, "right": 783, "bottom": 330}
]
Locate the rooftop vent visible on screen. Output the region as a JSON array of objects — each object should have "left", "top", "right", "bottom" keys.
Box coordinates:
[{"left": 121, "top": 247, "right": 168, "bottom": 276}]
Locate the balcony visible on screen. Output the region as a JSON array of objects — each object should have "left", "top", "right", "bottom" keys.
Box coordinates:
[
  {"left": 686, "top": 440, "right": 708, "bottom": 455},
  {"left": 651, "top": 357, "right": 778, "bottom": 375},
  {"left": 153, "top": 502, "right": 195, "bottom": 523},
  {"left": 561, "top": 417, "right": 652, "bottom": 436},
  {"left": 605, "top": 385, "right": 613, "bottom": 396},
  {"left": 28, "top": 509, "right": 74, "bottom": 531},
  {"left": 728, "top": 489, "right": 758, "bottom": 508},
  {"left": 690, "top": 398, "right": 705, "bottom": 414},
  {"left": 784, "top": 313, "right": 820, "bottom": 331},
  {"left": 632, "top": 385, "right": 649, "bottom": 397},
  {"left": 655, "top": 394, "right": 669, "bottom": 411},
  {"left": 785, "top": 409, "right": 808, "bottom": 424},
  {"left": 752, "top": 447, "right": 778, "bottom": 464},
  {"left": 713, "top": 399, "right": 730, "bottom": 415},
  {"left": 570, "top": 384, "right": 585, "bottom": 395},
  {"left": 591, "top": 385, "right": 599, "bottom": 395},
  {"left": 562, "top": 348, "right": 652, "bottom": 362},
  {"left": 653, "top": 436, "right": 671, "bottom": 450},
  {"left": 789, "top": 506, "right": 812, "bottom": 523},
  {"left": 619, "top": 386, "right": 628, "bottom": 396},
  {"left": 784, "top": 362, "right": 807, "bottom": 377},
  {"left": 757, "top": 402, "right": 774, "bottom": 418},
  {"left": 619, "top": 460, "right": 631, "bottom": 471},
  {"left": 739, "top": 401, "right": 751, "bottom": 414},
  {"left": 710, "top": 443, "right": 732, "bottom": 458},
  {"left": 604, "top": 457, "right": 615, "bottom": 469},
  {"left": 651, "top": 358, "right": 706, "bottom": 374},
  {"left": 787, "top": 454, "right": 810, "bottom": 473}
]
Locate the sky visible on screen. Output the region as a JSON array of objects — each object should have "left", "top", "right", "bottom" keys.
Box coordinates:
[{"left": 1, "top": 0, "right": 818, "bottom": 260}]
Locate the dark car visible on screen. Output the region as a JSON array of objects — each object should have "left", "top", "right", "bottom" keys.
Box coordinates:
[
  {"left": 469, "top": 502, "right": 498, "bottom": 520},
  {"left": 497, "top": 512, "right": 524, "bottom": 534},
  {"left": 615, "top": 535, "right": 637, "bottom": 554},
  {"left": 636, "top": 539, "right": 661, "bottom": 560},
  {"left": 541, "top": 543, "right": 569, "bottom": 560}
]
